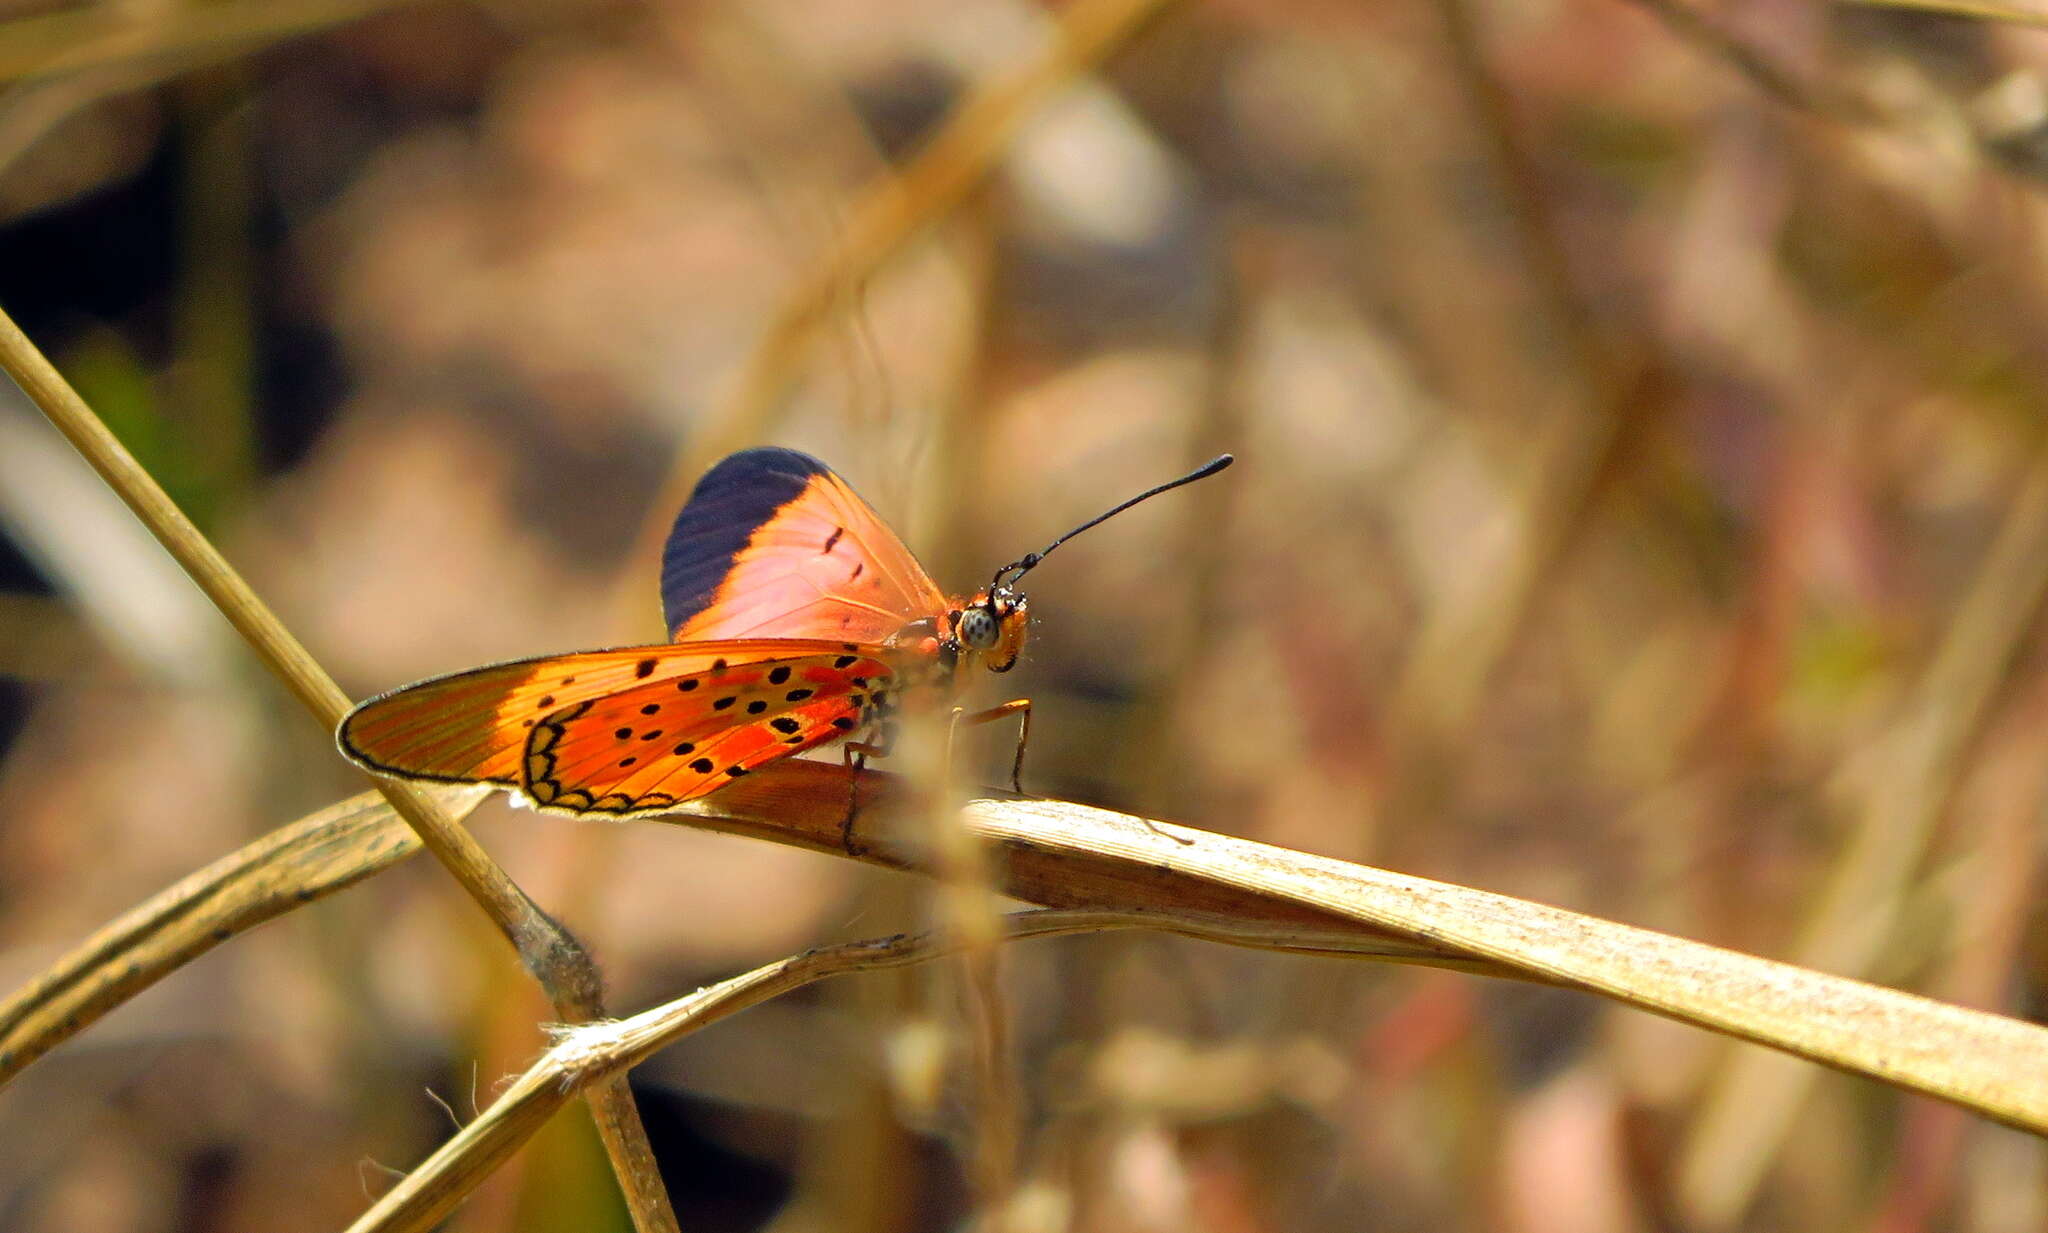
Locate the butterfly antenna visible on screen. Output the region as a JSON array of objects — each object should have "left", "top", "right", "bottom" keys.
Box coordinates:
[{"left": 994, "top": 454, "right": 1234, "bottom": 586}]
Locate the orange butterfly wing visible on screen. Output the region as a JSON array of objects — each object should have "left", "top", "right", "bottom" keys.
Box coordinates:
[
  {"left": 522, "top": 647, "right": 907, "bottom": 815},
  {"left": 661, "top": 448, "right": 948, "bottom": 643},
  {"left": 338, "top": 639, "right": 897, "bottom": 791},
  {"left": 343, "top": 448, "right": 958, "bottom": 813}
]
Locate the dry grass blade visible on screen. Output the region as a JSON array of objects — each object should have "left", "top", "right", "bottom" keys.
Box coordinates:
[
  {"left": 963, "top": 800, "right": 2048, "bottom": 1131},
  {"left": 0, "top": 768, "right": 1490, "bottom": 1113},
  {"left": 347, "top": 766, "right": 2048, "bottom": 1230},
  {"left": 18, "top": 756, "right": 2044, "bottom": 1229},
  {"left": 0, "top": 305, "right": 679, "bottom": 1233},
  {"left": 649, "top": 762, "right": 2048, "bottom": 1130},
  {"left": 0, "top": 788, "right": 458, "bottom": 1083}
]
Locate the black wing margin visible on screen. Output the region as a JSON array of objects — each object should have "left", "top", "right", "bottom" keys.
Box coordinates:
[{"left": 659, "top": 447, "right": 831, "bottom": 636}]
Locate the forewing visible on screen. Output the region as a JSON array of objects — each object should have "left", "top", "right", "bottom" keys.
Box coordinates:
[
  {"left": 521, "top": 647, "right": 906, "bottom": 815},
  {"left": 661, "top": 447, "right": 948, "bottom": 643},
  {"left": 338, "top": 639, "right": 882, "bottom": 787}
]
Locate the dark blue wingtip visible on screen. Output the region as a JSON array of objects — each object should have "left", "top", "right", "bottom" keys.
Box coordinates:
[{"left": 660, "top": 448, "right": 833, "bottom": 634}]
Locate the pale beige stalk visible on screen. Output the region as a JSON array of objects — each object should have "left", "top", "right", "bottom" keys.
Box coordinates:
[{"left": 0, "top": 305, "right": 680, "bottom": 1233}]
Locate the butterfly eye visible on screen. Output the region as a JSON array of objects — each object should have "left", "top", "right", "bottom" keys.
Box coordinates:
[{"left": 958, "top": 605, "right": 1001, "bottom": 650}]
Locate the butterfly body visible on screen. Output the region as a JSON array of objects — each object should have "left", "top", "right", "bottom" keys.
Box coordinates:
[
  {"left": 340, "top": 448, "right": 1030, "bottom": 817},
  {"left": 339, "top": 446, "right": 1228, "bottom": 816}
]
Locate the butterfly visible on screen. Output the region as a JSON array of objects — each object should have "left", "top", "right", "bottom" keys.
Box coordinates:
[{"left": 338, "top": 447, "right": 1232, "bottom": 818}]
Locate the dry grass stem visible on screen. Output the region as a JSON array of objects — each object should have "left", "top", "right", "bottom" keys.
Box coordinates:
[
  {"left": 345, "top": 767, "right": 2048, "bottom": 1229},
  {"left": 10, "top": 2, "right": 2039, "bottom": 1224},
  {"left": 13, "top": 755, "right": 2048, "bottom": 1227},
  {"left": 348, "top": 910, "right": 1195, "bottom": 1233},
  {"left": 928, "top": 688, "right": 1022, "bottom": 1205},
  {"left": 0, "top": 305, "right": 680, "bottom": 1233},
  {"left": 0, "top": 764, "right": 1492, "bottom": 1110}
]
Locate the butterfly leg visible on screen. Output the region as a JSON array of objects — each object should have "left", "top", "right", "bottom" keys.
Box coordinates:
[
  {"left": 838, "top": 722, "right": 897, "bottom": 853},
  {"left": 950, "top": 698, "right": 1033, "bottom": 795}
]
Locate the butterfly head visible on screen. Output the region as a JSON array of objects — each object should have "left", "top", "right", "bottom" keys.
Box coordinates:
[{"left": 952, "top": 584, "right": 1029, "bottom": 673}]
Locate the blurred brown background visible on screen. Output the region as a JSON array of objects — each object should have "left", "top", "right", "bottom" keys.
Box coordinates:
[{"left": 3, "top": 0, "right": 2047, "bottom": 1229}]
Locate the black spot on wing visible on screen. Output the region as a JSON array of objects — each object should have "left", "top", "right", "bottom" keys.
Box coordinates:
[{"left": 660, "top": 447, "right": 834, "bottom": 635}]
